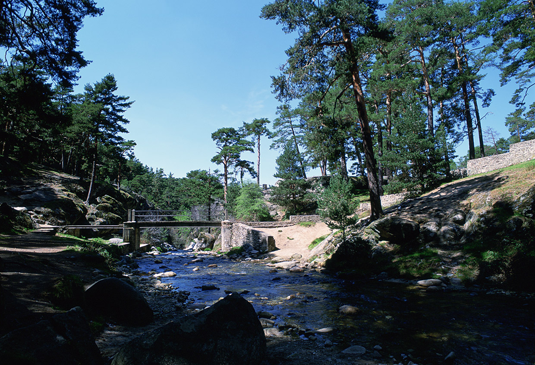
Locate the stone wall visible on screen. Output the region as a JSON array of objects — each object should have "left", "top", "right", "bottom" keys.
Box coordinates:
[
  {"left": 289, "top": 215, "right": 322, "bottom": 223},
  {"left": 467, "top": 139, "right": 535, "bottom": 176},
  {"left": 358, "top": 193, "right": 407, "bottom": 213},
  {"left": 221, "top": 223, "right": 275, "bottom": 253}
]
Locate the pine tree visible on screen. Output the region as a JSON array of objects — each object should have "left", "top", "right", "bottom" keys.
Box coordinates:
[
  {"left": 242, "top": 118, "right": 271, "bottom": 185},
  {"left": 261, "top": 0, "right": 385, "bottom": 221},
  {"left": 270, "top": 142, "right": 312, "bottom": 216},
  {"left": 315, "top": 174, "right": 360, "bottom": 241},
  {"left": 235, "top": 182, "right": 271, "bottom": 222},
  {"left": 211, "top": 127, "right": 254, "bottom": 206}
]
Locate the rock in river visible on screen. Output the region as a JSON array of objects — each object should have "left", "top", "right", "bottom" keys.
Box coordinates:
[
  {"left": 85, "top": 277, "right": 153, "bottom": 326},
  {"left": 111, "top": 293, "right": 266, "bottom": 365}
]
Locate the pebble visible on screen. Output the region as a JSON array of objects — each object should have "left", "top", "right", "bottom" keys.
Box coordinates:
[
  {"left": 154, "top": 271, "right": 177, "bottom": 278},
  {"left": 417, "top": 279, "right": 442, "bottom": 287},
  {"left": 258, "top": 311, "right": 274, "bottom": 319},
  {"left": 339, "top": 305, "right": 360, "bottom": 315},
  {"left": 264, "top": 327, "right": 283, "bottom": 337},
  {"left": 341, "top": 345, "right": 366, "bottom": 355},
  {"left": 192, "top": 267, "right": 199, "bottom": 271}
]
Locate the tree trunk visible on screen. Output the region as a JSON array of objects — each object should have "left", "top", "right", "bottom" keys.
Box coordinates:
[
  {"left": 469, "top": 80, "right": 485, "bottom": 157},
  {"left": 257, "top": 135, "right": 261, "bottom": 185},
  {"left": 418, "top": 46, "right": 434, "bottom": 136},
  {"left": 340, "top": 147, "right": 348, "bottom": 181},
  {"left": 223, "top": 161, "right": 229, "bottom": 219},
  {"left": 453, "top": 40, "right": 475, "bottom": 159},
  {"left": 86, "top": 150, "right": 97, "bottom": 204},
  {"left": 385, "top": 89, "right": 393, "bottom": 180},
  {"left": 342, "top": 29, "right": 382, "bottom": 220},
  {"left": 289, "top": 119, "right": 307, "bottom": 179}
]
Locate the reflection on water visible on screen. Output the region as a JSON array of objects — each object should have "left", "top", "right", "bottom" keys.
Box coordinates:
[{"left": 138, "top": 250, "right": 535, "bottom": 365}]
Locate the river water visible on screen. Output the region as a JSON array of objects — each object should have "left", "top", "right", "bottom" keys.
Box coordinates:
[{"left": 137, "top": 250, "right": 535, "bottom": 365}]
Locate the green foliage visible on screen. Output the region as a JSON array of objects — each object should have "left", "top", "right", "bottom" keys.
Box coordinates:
[
  {"left": 381, "top": 92, "right": 443, "bottom": 195},
  {"left": 235, "top": 182, "right": 271, "bottom": 222},
  {"left": 315, "top": 174, "right": 360, "bottom": 240},
  {"left": 392, "top": 248, "right": 445, "bottom": 278},
  {"left": 0, "top": 0, "right": 103, "bottom": 87},
  {"left": 242, "top": 118, "right": 271, "bottom": 185},
  {"left": 46, "top": 275, "right": 85, "bottom": 309},
  {"left": 270, "top": 142, "right": 313, "bottom": 215},
  {"left": 211, "top": 127, "right": 254, "bottom": 205},
  {"left": 66, "top": 237, "right": 121, "bottom": 268},
  {"left": 225, "top": 246, "right": 245, "bottom": 257},
  {"left": 479, "top": 0, "right": 535, "bottom": 117},
  {"left": 309, "top": 234, "right": 329, "bottom": 250}
]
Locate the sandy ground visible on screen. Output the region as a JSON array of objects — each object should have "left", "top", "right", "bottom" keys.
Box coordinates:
[{"left": 257, "top": 222, "right": 333, "bottom": 261}]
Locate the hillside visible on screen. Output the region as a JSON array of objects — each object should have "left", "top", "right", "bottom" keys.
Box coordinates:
[
  {"left": 0, "top": 158, "right": 152, "bottom": 232},
  {"left": 279, "top": 160, "right": 535, "bottom": 292}
]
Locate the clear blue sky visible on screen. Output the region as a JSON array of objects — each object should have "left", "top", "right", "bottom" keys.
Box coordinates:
[{"left": 74, "top": 0, "right": 519, "bottom": 185}]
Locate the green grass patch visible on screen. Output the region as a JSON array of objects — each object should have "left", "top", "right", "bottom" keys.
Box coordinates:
[
  {"left": 64, "top": 236, "right": 121, "bottom": 266},
  {"left": 225, "top": 246, "right": 245, "bottom": 257},
  {"left": 501, "top": 159, "right": 535, "bottom": 172},
  {"left": 392, "top": 248, "right": 446, "bottom": 278},
  {"left": 309, "top": 234, "right": 329, "bottom": 250},
  {"left": 298, "top": 221, "right": 316, "bottom": 227}
]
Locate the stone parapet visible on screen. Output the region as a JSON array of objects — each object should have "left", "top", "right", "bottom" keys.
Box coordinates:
[
  {"left": 467, "top": 139, "right": 535, "bottom": 176},
  {"left": 221, "top": 222, "right": 275, "bottom": 253},
  {"left": 289, "top": 215, "right": 322, "bottom": 223}
]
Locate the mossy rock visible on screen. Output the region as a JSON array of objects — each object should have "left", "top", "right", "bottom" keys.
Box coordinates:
[
  {"left": 514, "top": 185, "right": 535, "bottom": 219},
  {"left": 43, "top": 196, "right": 87, "bottom": 225},
  {"left": 0, "top": 203, "right": 35, "bottom": 233},
  {"left": 95, "top": 212, "right": 122, "bottom": 225},
  {"left": 324, "top": 234, "right": 376, "bottom": 274},
  {"left": 96, "top": 202, "right": 114, "bottom": 213}
]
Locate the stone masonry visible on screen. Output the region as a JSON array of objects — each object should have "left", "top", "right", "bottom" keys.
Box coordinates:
[
  {"left": 467, "top": 139, "right": 535, "bottom": 176},
  {"left": 221, "top": 222, "right": 276, "bottom": 253}
]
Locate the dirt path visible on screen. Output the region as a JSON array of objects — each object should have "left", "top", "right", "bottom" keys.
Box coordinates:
[{"left": 258, "top": 222, "right": 333, "bottom": 261}]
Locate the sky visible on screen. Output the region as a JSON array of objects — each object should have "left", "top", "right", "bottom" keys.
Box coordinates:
[{"left": 74, "top": 0, "right": 520, "bottom": 185}]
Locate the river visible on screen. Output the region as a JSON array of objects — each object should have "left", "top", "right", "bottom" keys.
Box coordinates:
[{"left": 136, "top": 250, "right": 535, "bottom": 365}]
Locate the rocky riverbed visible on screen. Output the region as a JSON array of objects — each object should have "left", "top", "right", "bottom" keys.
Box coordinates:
[{"left": 103, "top": 247, "right": 535, "bottom": 365}]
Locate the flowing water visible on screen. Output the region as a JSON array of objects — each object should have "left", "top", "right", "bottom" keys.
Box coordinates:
[{"left": 137, "top": 250, "right": 535, "bottom": 365}]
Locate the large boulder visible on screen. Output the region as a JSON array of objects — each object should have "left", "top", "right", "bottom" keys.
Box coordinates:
[
  {"left": 84, "top": 278, "right": 153, "bottom": 326},
  {"left": 0, "top": 307, "right": 102, "bottom": 365},
  {"left": 0, "top": 203, "right": 35, "bottom": 233},
  {"left": 111, "top": 293, "right": 266, "bottom": 365},
  {"left": 365, "top": 216, "right": 420, "bottom": 244}
]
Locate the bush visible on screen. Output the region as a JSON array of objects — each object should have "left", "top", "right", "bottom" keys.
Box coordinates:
[{"left": 235, "top": 182, "right": 271, "bottom": 221}]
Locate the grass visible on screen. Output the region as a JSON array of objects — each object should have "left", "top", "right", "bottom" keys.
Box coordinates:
[
  {"left": 225, "top": 246, "right": 245, "bottom": 257},
  {"left": 392, "top": 248, "right": 446, "bottom": 278},
  {"left": 298, "top": 221, "right": 316, "bottom": 227},
  {"left": 62, "top": 235, "right": 122, "bottom": 266},
  {"left": 309, "top": 234, "right": 329, "bottom": 250}
]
